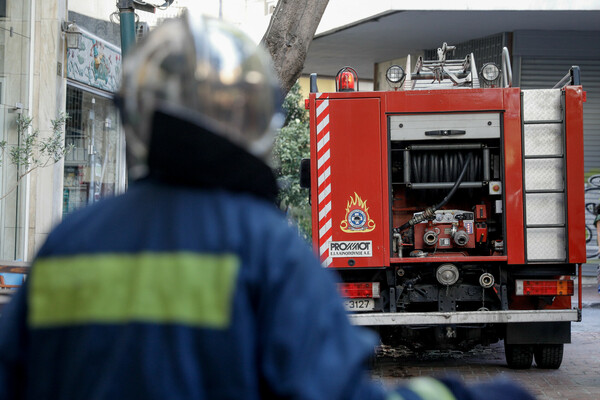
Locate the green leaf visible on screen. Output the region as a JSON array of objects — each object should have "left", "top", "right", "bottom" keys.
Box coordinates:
[{"left": 273, "top": 81, "right": 312, "bottom": 240}]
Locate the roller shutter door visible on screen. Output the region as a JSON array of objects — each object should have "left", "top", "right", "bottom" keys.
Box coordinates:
[{"left": 520, "top": 59, "right": 600, "bottom": 174}]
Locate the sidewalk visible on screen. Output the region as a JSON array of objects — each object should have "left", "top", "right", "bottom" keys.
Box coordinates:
[{"left": 574, "top": 278, "right": 600, "bottom": 308}]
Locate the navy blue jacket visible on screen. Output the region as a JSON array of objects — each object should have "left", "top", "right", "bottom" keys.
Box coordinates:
[{"left": 0, "top": 180, "right": 389, "bottom": 399}]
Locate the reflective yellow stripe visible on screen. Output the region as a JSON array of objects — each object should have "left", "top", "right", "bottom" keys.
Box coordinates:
[
  {"left": 29, "top": 252, "right": 240, "bottom": 329},
  {"left": 386, "top": 393, "right": 405, "bottom": 400},
  {"left": 407, "top": 377, "right": 456, "bottom": 400}
]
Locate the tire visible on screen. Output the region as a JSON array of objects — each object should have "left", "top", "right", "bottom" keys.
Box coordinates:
[
  {"left": 534, "top": 344, "right": 564, "bottom": 369},
  {"left": 504, "top": 343, "right": 533, "bottom": 369}
]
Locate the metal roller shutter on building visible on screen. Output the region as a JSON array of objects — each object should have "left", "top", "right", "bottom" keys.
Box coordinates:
[{"left": 520, "top": 59, "right": 600, "bottom": 174}]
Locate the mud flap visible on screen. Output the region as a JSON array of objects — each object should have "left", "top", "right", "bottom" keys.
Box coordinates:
[{"left": 505, "top": 321, "right": 570, "bottom": 344}]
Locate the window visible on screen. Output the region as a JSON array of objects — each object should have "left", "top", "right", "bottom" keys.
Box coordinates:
[{"left": 63, "top": 85, "right": 125, "bottom": 216}]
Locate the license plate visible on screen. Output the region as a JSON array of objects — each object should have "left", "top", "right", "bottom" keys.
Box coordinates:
[{"left": 344, "top": 298, "right": 375, "bottom": 311}]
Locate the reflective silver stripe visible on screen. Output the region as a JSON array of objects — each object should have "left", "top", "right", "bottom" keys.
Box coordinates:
[
  {"left": 316, "top": 114, "right": 329, "bottom": 135},
  {"left": 317, "top": 131, "right": 330, "bottom": 152},
  {"left": 318, "top": 165, "right": 331, "bottom": 187},
  {"left": 319, "top": 201, "right": 331, "bottom": 222},
  {"left": 317, "top": 148, "right": 330, "bottom": 169},
  {"left": 319, "top": 219, "right": 332, "bottom": 238},
  {"left": 316, "top": 99, "right": 329, "bottom": 116},
  {"left": 318, "top": 183, "right": 331, "bottom": 204}
]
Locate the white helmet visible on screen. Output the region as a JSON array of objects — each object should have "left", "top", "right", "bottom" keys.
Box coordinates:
[{"left": 117, "top": 12, "right": 284, "bottom": 178}]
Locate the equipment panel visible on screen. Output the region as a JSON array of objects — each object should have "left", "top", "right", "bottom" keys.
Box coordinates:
[
  {"left": 314, "top": 97, "right": 386, "bottom": 268},
  {"left": 389, "top": 109, "right": 505, "bottom": 260}
]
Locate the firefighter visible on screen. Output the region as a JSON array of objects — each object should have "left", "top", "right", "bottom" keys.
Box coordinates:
[{"left": 0, "top": 12, "right": 534, "bottom": 400}]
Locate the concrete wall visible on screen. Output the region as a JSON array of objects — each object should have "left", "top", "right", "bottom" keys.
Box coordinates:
[
  {"left": 0, "top": 0, "right": 32, "bottom": 260},
  {"left": 26, "top": 0, "right": 68, "bottom": 259}
]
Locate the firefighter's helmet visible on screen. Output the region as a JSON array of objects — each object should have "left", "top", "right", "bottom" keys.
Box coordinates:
[{"left": 117, "top": 12, "right": 283, "bottom": 178}]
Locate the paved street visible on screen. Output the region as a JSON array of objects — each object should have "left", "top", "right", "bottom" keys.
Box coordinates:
[{"left": 371, "top": 286, "right": 600, "bottom": 400}]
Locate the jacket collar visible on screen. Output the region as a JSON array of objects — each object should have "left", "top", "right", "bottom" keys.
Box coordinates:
[{"left": 145, "top": 110, "right": 278, "bottom": 203}]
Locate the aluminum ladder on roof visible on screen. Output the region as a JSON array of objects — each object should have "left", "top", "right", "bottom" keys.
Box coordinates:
[{"left": 404, "top": 42, "right": 480, "bottom": 91}]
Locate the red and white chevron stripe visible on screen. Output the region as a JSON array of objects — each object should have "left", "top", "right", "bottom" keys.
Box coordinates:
[{"left": 316, "top": 94, "right": 332, "bottom": 267}]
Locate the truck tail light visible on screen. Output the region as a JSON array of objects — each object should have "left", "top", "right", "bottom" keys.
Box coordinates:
[
  {"left": 335, "top": 66, "right": 358, "bottom": 92},
  {"left": 515, "top": 279, "right": 574, "bottom": 296},
  {"left": 338, "top": 282, "right": 380, "bottom": 298}
]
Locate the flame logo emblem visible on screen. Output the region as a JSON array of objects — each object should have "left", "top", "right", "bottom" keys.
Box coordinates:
[{"left": 340, "top": 192, "right": 376, "bottom": 233}]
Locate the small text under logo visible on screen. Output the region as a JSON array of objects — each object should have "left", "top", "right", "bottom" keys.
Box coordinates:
[{"left": 329, "top": 240, "right": 373, "bottom": 258}]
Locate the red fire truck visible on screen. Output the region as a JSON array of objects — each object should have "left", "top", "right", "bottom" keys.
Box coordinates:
[{"left": 303, "top": 44, "right": 585, "bottom": 369}]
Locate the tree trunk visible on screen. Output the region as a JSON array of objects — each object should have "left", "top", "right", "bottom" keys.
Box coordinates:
[{"left": 261, "top": 0, "right": 329, "bottom": 95}]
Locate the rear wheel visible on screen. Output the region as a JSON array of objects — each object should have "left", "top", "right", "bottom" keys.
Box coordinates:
[
  {"left": 534, "top": 344, "right": 564, "bottom": 369},
  {"left": 504, "top": 343, "right": 533, "bottom": 369}
]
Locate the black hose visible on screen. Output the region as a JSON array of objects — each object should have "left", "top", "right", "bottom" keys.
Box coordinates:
[
  {"left": 434, "top": 152, "right": 473, "bottom": 210},
  {"left": 410, "top": 151, "right": 484, "bottom": 183},
  {"left": 395, "top": 152, "right": 474, "bottom": 233},
  {"left": 411, "top": 155, "right": 420, "bottom": 183},
  {"left": 432, "top": 153, "right": 439, "bottom": 183},
  {"left": 443, "top": 153, "right": 451, "bottom": 182},
  {"left": 449, "top": 153, "right": 455, "bottom": 181},
  {"left": 468, "top": 152, "right": 476, "bottom": 182}
]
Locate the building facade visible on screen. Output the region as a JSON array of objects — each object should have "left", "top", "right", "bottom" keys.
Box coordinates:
[
  {"left": 0, "top": 0, "right": 153, "bottom": 262},
  {"left": 0, "top": 0, "right": 272, "bottom": 263},
  {"left": 0, "top": 0, "right": 63, "bottom": 262},
  {"left": 0, "top": 0, "right": 127, "bottom": 262}
]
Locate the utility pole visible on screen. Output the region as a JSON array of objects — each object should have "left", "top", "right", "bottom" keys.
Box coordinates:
[
  {"left": 116, "top": 1, "right": 174, "bottom": 58},
  {"left": 116, "top": 0, "right": 137, "bottom": 57}
]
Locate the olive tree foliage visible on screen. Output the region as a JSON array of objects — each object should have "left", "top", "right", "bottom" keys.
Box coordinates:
[
  {"left": 261, "top": 0, "right": 329, "bottom": 94},
  {"left": 273, "top": 81, "right": 311, "bottom": 238},
  {"left": 0, "top": 113, "right": 72, "bottom": 200}
]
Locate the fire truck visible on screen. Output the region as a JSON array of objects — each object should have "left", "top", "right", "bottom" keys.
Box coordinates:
[{"left": 302, "top": 44, "right": 586, "bottom": 369}]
